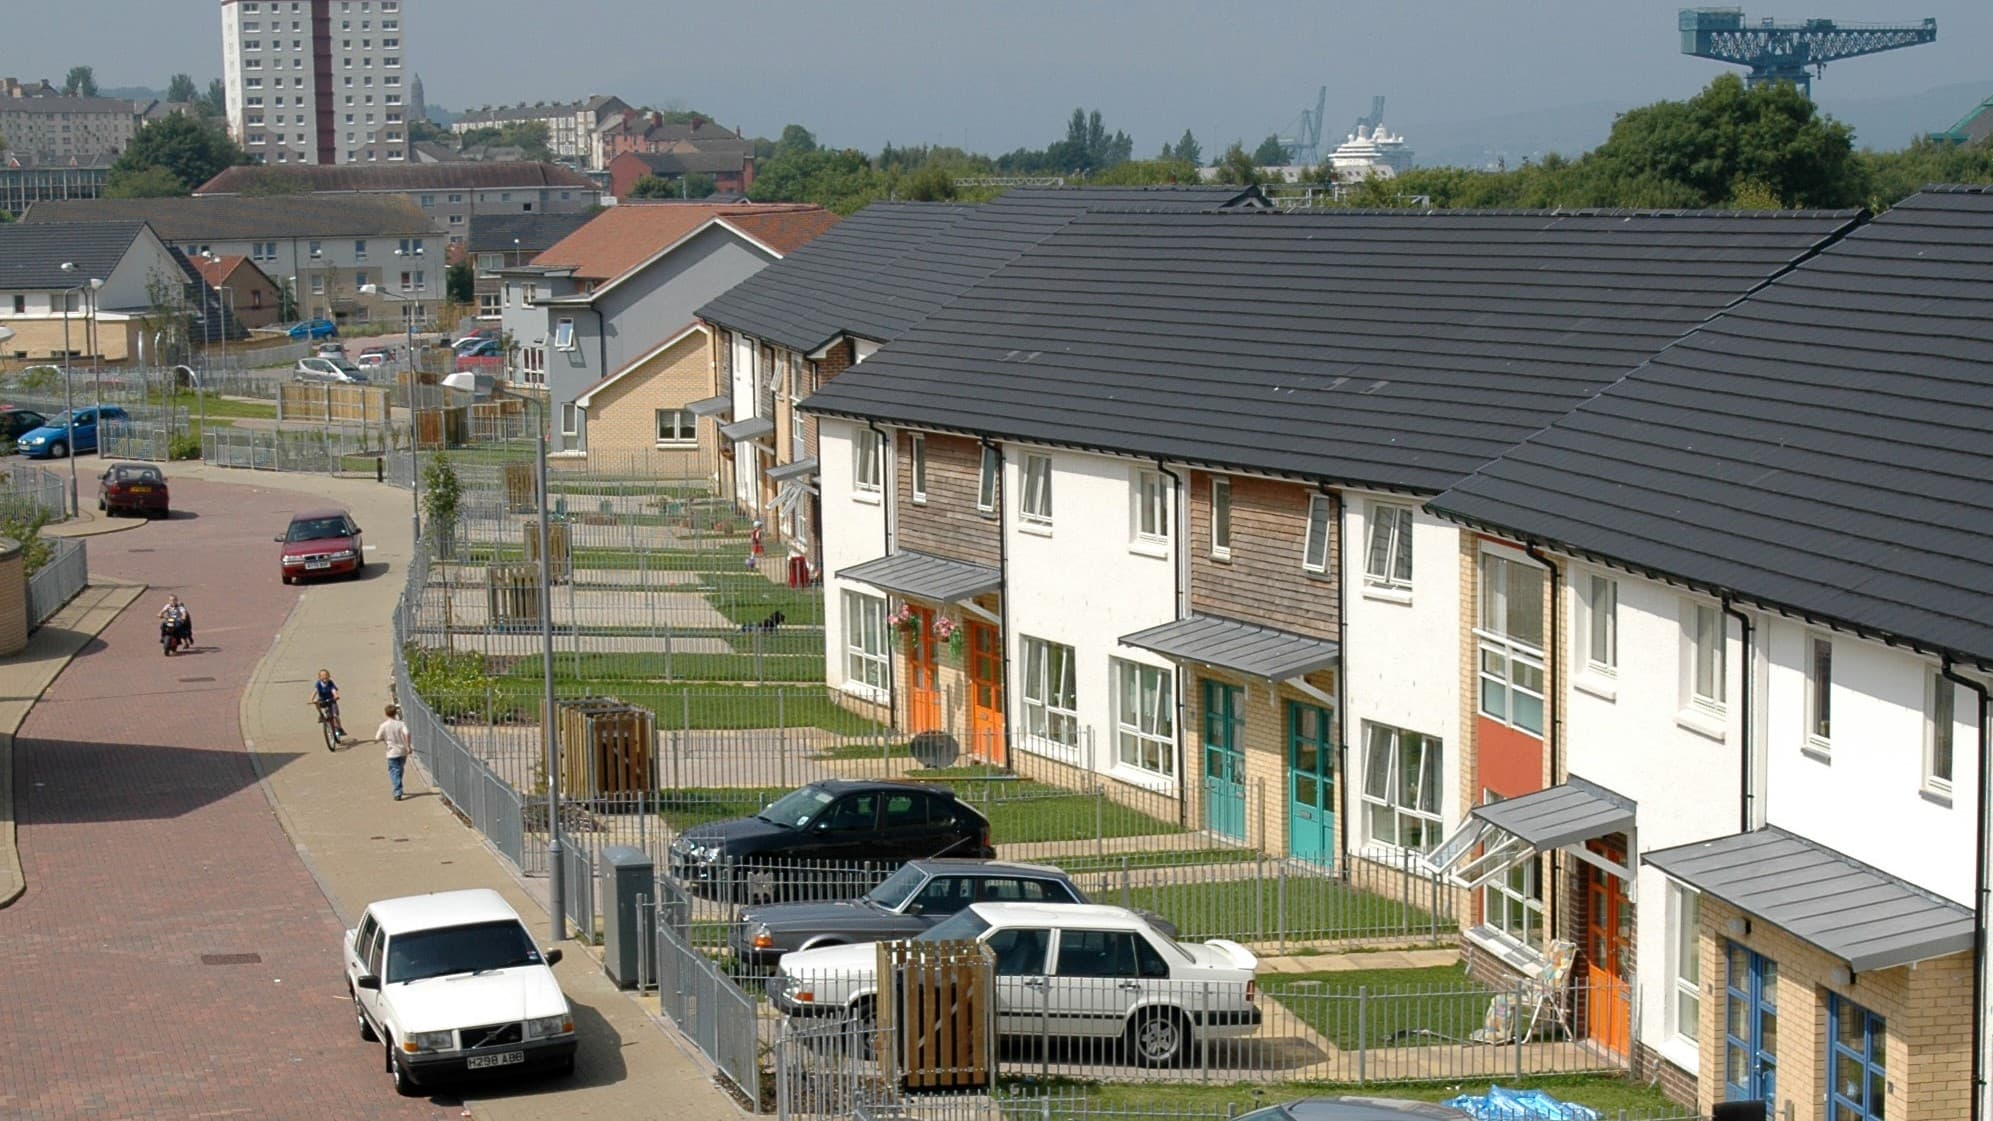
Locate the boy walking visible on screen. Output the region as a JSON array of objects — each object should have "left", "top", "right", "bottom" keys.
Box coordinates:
[{"left": 378, "top": 703, "right": 411, "bottom": 800}]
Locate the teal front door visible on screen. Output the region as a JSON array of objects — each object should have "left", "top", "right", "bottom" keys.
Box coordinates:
[
  {"left": 1287, "top": 701, "right": 1336, "bottom": 867},
  {"left": 1202, "top": 679, "right": 1245, "bottom": 840}
]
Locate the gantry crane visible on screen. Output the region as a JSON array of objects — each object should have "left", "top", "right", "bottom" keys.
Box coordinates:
[{"left": 1679, "top": 8, "right": 1937, "bottom": 96}]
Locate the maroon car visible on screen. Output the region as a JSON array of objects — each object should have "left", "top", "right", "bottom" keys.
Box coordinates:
[
  {"left": 277, "top": 509, "right": 365, "bottom": 584},
  {"left": 97, "top": 462, "right": 170, "bottom": 518}
]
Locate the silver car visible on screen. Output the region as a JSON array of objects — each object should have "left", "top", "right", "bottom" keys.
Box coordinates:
[{"left": 294, "top": 356, "right": 369, "bottom": 385}]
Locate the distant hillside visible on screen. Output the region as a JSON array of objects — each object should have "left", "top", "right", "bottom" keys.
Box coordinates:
[{"left": 1819, "top": 80, "right": 1993, "bottom": 149}]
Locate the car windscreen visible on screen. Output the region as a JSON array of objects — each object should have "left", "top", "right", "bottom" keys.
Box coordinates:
[
  {"left": 759, "top": 786, "right": 834, "bottom": 828},
  {"left": 865, "top": 864, "right": 927, "bottom": 910},
  {"left": 111, "top": 468, "right": 161, "bottom": 483},
  {"left": 286, "top": 517, "right": 350, "bottom": 542},
  {"left": 385, "top": 919, "right": 542, "bottom": 983},
  {"left": 915, "top": 909, "right": 991, "bottom": 943},
  {"left": 41, "top": 412, "right": 75, "bottom": 428},
  {"left": 331, "top": 360, "right": 362, "bottom": 373}
]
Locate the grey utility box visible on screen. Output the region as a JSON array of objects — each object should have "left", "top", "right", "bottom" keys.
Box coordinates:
[{"left": 600, "top": 845, "right": 655, "bottom": 990}]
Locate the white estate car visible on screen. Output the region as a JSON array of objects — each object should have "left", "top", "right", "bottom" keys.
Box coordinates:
[
  {"left": 768, "top": 901, "right": 1260, "bottom": 1066},
  {"left": 344, "top": 888, "right": 577, "bottom": 1095}
]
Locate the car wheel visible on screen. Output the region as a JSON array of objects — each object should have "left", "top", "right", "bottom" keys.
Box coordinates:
[
  {"left": 849, "top": 996, "right": 879, "bottom": 1060},
  {"left": 387, "top": 1040, "right": 422, "bottom": 1096},
  {"left": 49, "top": 442, "right": 67, "bottom": 459},
  {"left": 1128, "top": 1007, "right": 1191, "bottom": 1068},
  {"left": 96, "top": 496, "right": 104, "bottom": 511},
  {"left": 351, "top": 986, "right": 376, "bottom": 1042}
]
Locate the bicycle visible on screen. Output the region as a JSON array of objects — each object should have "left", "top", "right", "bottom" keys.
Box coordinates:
[{"left": 314, "top": 699, "right": 343, "bottom": 752}]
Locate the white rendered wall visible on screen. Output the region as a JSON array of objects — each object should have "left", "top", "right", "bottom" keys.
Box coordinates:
[{"left": 818, "top": 418, "right": 888, "bottom": 700}]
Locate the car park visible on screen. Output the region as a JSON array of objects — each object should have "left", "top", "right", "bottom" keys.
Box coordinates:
[
  {"left": 768, "top": 901, "right": 1260, "bottom": 1067},
  {"left": 731, "top": 858, "right": 1175, "bottom": 969},
  {"left": 0, "top": 406, "right": 49, "bottom": 449},
  {"left": 277, "top": 508, "right": 364, "bottom": 583},
  {"left": 97, "top": 462, "right": 169, "bottom": 518},
  {"left": 670, "top": 780, "right": 995, "bottom": 900},
  {"left": 16, "top": 405, "right": 127, "bottom": 458},
  {"left": 287, "top": 318, "right": 336, "bottom": 340},
  {"left": 344, "top": 888, "right": 576, "bottom": 1096},
  {"left": 294, "top": 356, "right": 370, "bottom": 385}
]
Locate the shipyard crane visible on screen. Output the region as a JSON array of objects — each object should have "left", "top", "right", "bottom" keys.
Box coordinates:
[
  {"left": 1679, "top": 8, "right": 1937, "bottom": 96},
  {"left": 1275, "top": 86, "right": 1328, "bottom": 166}
]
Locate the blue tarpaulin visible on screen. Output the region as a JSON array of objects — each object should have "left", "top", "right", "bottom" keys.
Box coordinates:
[{"left": 1439, "top": 1086, "right": 1603, "bottom": 1121}]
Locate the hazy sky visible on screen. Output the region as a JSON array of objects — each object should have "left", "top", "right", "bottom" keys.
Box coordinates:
[{"left": 7, "top": 0, "right": 1989, "bottom": 156}]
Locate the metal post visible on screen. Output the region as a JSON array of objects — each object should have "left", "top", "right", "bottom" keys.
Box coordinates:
[
  {"left": 60, "top": 290, "right": 76, "bottom": 515},
  {"left": 536, "top": 401, "right": 565, "bottom": 944}
]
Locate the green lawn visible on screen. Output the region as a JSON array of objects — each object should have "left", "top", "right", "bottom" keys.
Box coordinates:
[
  {"left": 476, "top": 546, "right": 755, "bottom": 573},
  {"left": 702, "top": 575, "right": 824, "bottom": 627},
  {"left": 1264, "top": 966, "right": 1493, "bottom": 1051},
  {"left": 506, "top": 650, "right": 825, "bottom": 684},
  {"left": 494, "top": 682, "right": 886, "bottom": 734},
  {"left": 1051, "top": 848, "right": 1257, "bottom": 875},
  {"left": 1086, "top": 872, "right": 1452, "bottom": 945},
  {"left": 1038, "top": 1073, "right": 1684, "bottom": 1116}
]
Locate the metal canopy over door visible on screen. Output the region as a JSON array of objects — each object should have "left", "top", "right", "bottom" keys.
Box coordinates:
[
  {"left": 966, "top": 620, "right": 1005, "bottom": 765},
  {"left": 1202, "top": 679, "right": 1245, "bottom": 841},
  {"left": 1582, "top": 838, "right": 1633, "bottom": 1057},
  {"left": 1724, "top": 944, "right": 1778, "bottom": 1111},
  {"left": 1288, "top": 701, "right": 1335, "bottom": 867},
  {"left": 906, "top": 605, "right": 941, "bottom": 734}
]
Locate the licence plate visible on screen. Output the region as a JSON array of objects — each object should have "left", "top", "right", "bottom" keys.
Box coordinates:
[
  {"left": 466, "top": 1050, "right": 525, "bottom": 1070},
  {"left": 305, "top": 560, "right": 331, "bottom": 570},
  {"left": 129, "top": 486, "right": 152, "bottom": 493}
]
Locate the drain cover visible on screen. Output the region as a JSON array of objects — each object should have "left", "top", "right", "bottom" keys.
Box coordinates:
[
  {"left": 177, "top": 676, "right": 216, "bottom": 683},
  {"left": 200, "top": 953, "right": 263, "bottom": 966}
]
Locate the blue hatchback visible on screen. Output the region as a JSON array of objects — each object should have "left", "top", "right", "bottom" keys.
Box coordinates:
[
  {"left": 18, "top": 406, "right": 128, "bottom": 458},
  {"left": 288, "top": 318, "right": 337, "bottom": 340}
]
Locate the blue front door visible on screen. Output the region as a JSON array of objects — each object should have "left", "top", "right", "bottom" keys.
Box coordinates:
[
  {"left": 1828, "top": 995, "right": 1885, "bottom": 1121},
  {"left": 1724, "top": 944, "right": 1778, "bottom": 1113},
  {"left": 1287, "top": 701, "right": 1335, "bottom": 867},
  {"left": 1201, "top": 679, "right": 1244, "bottom": 841}
]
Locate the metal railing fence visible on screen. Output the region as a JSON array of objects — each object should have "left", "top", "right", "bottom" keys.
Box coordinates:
[
  {"left": 202, "top": 424, "right": 385, "bottom": 473},
  {"left": 656, "top": 916, "right": 762, "bottom": 1103},
  {"left": 26, "top": 536, "right": 87, "bottom": 629},
  {"left": 1, "top": 460, "right": 67, "bottom": 522}
]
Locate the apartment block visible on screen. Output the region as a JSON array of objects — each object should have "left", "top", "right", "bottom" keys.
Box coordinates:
[{"left": 220, "top": 0, "right": 411, "bottom": 165}]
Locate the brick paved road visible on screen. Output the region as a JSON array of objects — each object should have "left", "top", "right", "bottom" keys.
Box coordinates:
[{"left": 0, "top": 479, "right": 458, "bottom": 1120}]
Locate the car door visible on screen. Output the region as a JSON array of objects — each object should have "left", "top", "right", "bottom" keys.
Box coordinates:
[
  {"left": 348, "top": 913, "right": 385, "bottom": 1027},
  {"left": 345, "top": 516, "right": 363, "bottom": 556},
  {"left": 904, "top": 875, "right": 977, "bottom": 928},
  {"left": 73, "top": 409, "right": 98, "bottom": 452},
  {"left": 1046, "top": 929, "right": 1145, "bottom": 1044},
  {"left": 876, "top": 791, "right": 952, "bottom": 859},
  {"left": 800, "top": 792, "right": 880, "bottom": 862},
  {"left": 981, "top": 926, "right": 1052, "bottom": 1037}
]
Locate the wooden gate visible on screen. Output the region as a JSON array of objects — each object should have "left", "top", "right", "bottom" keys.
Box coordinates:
[
  {"left": 557, "top": 697, "right": 656, "bottom": 797},
  {"left": 876, "top": 938, "right": 994, "bottom": 1092},
  {"left": 486, "top": 563, "right": 541, "bottom": 626}
]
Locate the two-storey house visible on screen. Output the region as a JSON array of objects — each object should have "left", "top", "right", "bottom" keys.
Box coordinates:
[
  {"left": 1431, "top": 186, "right": 1993, "bottom": 1121},
  {"left": 465, "top": 212, "right": 592, "bottom": 321},
  {"left": 0, "top": 220, "right": 207, "bottom": 362}
]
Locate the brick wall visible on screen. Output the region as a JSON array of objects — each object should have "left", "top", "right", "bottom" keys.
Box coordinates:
[
  {"left": 0, "top": 317, "right": 137, "bottom": 362},
  {"left": 1179, "top": 665, "right": 1340, "bottom": 860},
  {"left": 894, "top": 431, "right": 999, "bottom": 568},
  {"left": 1185, "top": 473, "right": 1338, "bottom": 638},
  {"left": 582, "top": 328, "right": 711, "bottom": 473}
]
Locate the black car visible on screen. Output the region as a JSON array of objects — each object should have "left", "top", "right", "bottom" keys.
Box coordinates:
[
  {"left": 670, "top": 780, "right": 995, "bottom": 901},
  {"left": 0, "top": 407, "right": 49, "bottom": 450}
]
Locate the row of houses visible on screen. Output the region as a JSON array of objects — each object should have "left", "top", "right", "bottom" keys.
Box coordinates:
[{"left": 671, "top": 185, "right": 1993, "bottom": 1121}]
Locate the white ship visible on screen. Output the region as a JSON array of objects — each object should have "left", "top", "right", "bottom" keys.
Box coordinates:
[{"left": 1328, "top": 123, "right": 1414, "bottom": 181}]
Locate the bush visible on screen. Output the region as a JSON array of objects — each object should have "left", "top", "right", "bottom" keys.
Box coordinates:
[
  {"left": 0, "top": 504, "right": 55, "bottom": 575},
  {"left": 169, "top": 433, "right": 201, "bottom": 460}
]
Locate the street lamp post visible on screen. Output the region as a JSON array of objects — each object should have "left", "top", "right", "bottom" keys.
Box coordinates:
[
  {"left": 361, "top": 282, "right": 422, "bottom": 542},
  {"left": 55, "top": 263, "right": 94, "bottom": 516}
]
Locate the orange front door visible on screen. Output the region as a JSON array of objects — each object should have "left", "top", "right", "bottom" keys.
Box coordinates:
[
  {"left": 906, "top": 606, "right": 941, "bottom": 732},
  {"left": 1582, "top": 842, "right": 1633, "bottom": 1057},
  {"left": 966, "top": 621, "right": 1005, "bottom": 765}
]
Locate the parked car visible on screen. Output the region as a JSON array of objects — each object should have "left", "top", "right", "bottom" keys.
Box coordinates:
[
  {"left": 1235, "top": 1100, "right": 1472, "bottom": 1121},
  {"left": 315, "top": 341, "right": 349, "bottom": 358},
  {"left": 288, "top": 318, "right": 337, "bottom": 340},
  {"left": 345, "top": 888, "right": 576, "bottom": 1096},
  {"left": 441, "top": 370, "right": 494, "bottom": 399},
  {"left": 97, "top": 462, "right": 169, "bottom": 518},
  {"left": 670, "top": 780, "right": 995, "bottom": 900},
  {"left": 0, "top": 406, "right": 48, "bottom": 450},
  {"left": 768, "top": 902, "right": 1261, "bottom": 1067},
  {"left": 731, "top": 858, "right": 1176, "bottom": 969},
  {"left": 17, "top": 405, "right": 127, "bottom": 458},
  {"left": 294, "top": 357, "right": 370, "bottom": 385},
  {"left": 354, "top": 353, "right": 388, "bottom": 371},
  {"left": 453, "top": 338, "right": 503, "bottom": 373},
  {"left": 276, "top": 508, "right": 364, "bottom": 583},
  {"left": 452, "top": 327, "right": 499, "bottom": 350}
]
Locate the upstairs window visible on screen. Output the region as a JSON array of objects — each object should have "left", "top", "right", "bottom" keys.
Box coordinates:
[
  {"left": 1364, "top": 502, "right": 1414, "bottom": 589},
  {"left": 1133, "top": 470, "right": 1168, "bottom": 544},
  {"left": 1303, "top": 494, "right": 1333, "bottom": 574},
  {"left": 1209, "top": 477, "right": 1231, "bottom": 559},
  {"left": 977, "top": 446, "right": 999, "bottom": 513},
  {"left": 909, "top": 434, "right": 927, "bottom": 504},
  {"left": 1019, "top": 454, "right": 1053, "bottom": 527},
  {"left": 853, "top": 428, "right": 883, "bottom": 496}
]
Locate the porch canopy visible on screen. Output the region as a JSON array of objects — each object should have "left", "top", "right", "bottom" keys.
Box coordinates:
[
  {"left": 1646, "top": 827, "right": 1973, "bottom": 973},
  {"left": 1426, "top": 776, "right": 1636, "bottom": 889},
  {"left": 686, "top": 394, "right": 734, "bottom": 420},
  {"left": 839, "top": 551, "right": 1001, "bottom": 616},
  {"left": 720, "top": 416, "right": 775, "bottom": 443},
  {"left": 766, "top": 457, "right": 818, "bottom": 483},
  {"left": 1121, "top": 613, "right": 1341, "bottom": 683}
]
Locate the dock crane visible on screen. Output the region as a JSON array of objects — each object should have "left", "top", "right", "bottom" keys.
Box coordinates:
[
  {"left": 1679, "top": 8, "right": 1937, "bottom": 97},
  {"left": 1275, "top": 86, "right": 1328, "bottom": 166}
]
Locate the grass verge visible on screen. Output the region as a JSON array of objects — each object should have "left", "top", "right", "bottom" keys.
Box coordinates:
[
  {"left": 1036, "top": 1073, "right": 1683, "bottom": 1115},
  {"left": 1264, "top": 966, "right": 1490, "bottom": 1051}
]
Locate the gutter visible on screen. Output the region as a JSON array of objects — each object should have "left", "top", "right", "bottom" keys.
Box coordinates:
[
  {"left": 1722, "top": 598, "right": 1757, "bottom": 834},
  {"left": 1943, "top": 659, "right": 1991, "bottom": 1121},
  {"left": 1157, "top": 459, "right": 1187, "bottom": 825},
  {"left": 1327, "top": 483, "right": 1351, "bottom": 877}
]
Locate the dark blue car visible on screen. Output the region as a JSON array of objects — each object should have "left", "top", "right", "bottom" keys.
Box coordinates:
[{"left": 18, "top": 406, "right": 128, "bottom": 458}]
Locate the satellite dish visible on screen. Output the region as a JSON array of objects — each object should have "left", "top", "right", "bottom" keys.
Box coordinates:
[{"left": 908, "top": 731, "right": 960, "bottom": 770}]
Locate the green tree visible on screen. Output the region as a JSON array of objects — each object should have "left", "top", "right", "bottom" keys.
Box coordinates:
[
  {"left": 1171, "top": 129, "right": 1202, "bottom": 166},
  {"left": 899, "top": 165, "right": 956, "bottom": 201},
  {"left": 422, "top": 456, "right": 462, "bottom": 555},
  {"left": 105, "top": 164, "right": 188, "bottom": 198},
  {"left": 166, "top": 74, "right": 198, "bottom": 104},
  {"left": 1252, "top": 134, "right": 1290, "bottom": 166},
  {"left": 748, "top": 147, "right": 886, "bottom": 214},
  {"left": 446, "top": 258, "right": 475, "bottom": 304},
  {"left": 775, "top": 124, "right": 818, "bottom": 159},
  {"left": 1089, "top": 157, "right": 1202, "bottom": 186},
  {"left": 1214, "top": 142, "right": 1264, "bottom": 187},
  {"left": 63, "top": 66, "right": 97, "bottom": 97},
  {"left": 459, "top": 120, "right": 552, "bottom": 160},
  {"left": 200, "top": 78, "right": 227, "bottom": 119},
  {"left": 626, "top": 174, "right": 678, "bottom": 199},
  {"left": 683, "top": 172, "right": 716, "bottom": 199},
  {"left": 408, "top": 117, "right": 449, "bottom": 145},
  {"left": 109, "top": 114, "right": 249, "bottom": 197}
]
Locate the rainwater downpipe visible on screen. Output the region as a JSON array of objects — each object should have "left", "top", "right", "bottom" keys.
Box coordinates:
[
  {"left": 1942, "top": 658, "right": 1991, "bottom": 1121},
  {"left": 1157, "top": 459, "right": 1187, "bottom": 825},
  {"left": 1722, "top": 598, "right": 1756, "bottom": 834},
  {"left": 871, "top": 421, "right": 896, "bottom": 703},
  {"left": 1524, "top": 543, "right": 1564, "bottom": 925},
  {"left": 1326, "top": 484, "right": 1351, "bottom": 877},
  {"left": 987, "top": 438, "right": 1013, "bottom": 764}
]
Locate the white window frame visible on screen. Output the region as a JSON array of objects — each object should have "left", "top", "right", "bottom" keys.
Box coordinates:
[
  {"left": 852, "top": 427, "right": 883, "bottom": 498},
  {"left": 1667, "top": 884, "right": 1702, "bottom": 1052},
  {"left": 1476, "top": 550, "right": 1547, "bottom": 737},
  {"left": 1364, "top": 502, "right": 1414, "bottom": 589},
  {"left": 1480, "top": 820, "right": 1544, "bottom": 949},
  {"left": 1360, "top": 721, "right": 1443, "bottom": 853},
  {"left": 1209, "top": 476, "right": 1231, "bottom": 560},
  {"left": 552, "top": 317, "right": 575, "bottom": 351},
  {"left": 1925, "top": 669, "right": 1957, "bottom": 801},
  {"left": 1020, "top": 637, "right": 1079, "bottom": 753},
  {"left": 1133, "top": 470, "right": 1169, "bottom": 548},
  {"left": 654, "top": 408, "right": 695, "bottom": 446},
  {"left": 1803, "top": 633, "right": 1833, "bottom": 758},
  {"left": 1579, "top": 571, "right": 1619, "bottom": 677},
  {"left": 1019, "top": 453, "right": 1053, "bottom": 528},
  {"left": 909, "top": 434, "right": 927, "bottom": 504},
  {"left": 841, "top": 591, "right": 889, "bottom": 697},
  {"left": 1682, "top": 600, "right": 1727, "bottom": 718},
  {"left": 1112, "top": 659, "right": 1175, "bottom": 780},
  {"left": 1303, "top": 493, "right": 1333, "bottom": 574},
  {"left": 559, "top": 401, "right": 578, "bottom": 437},
  {"left": 977, "top": 446, "right": 998, "bottom": 514}
]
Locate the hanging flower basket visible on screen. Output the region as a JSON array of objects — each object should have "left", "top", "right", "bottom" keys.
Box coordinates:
[
  {"left": 888, "top": 603, "right": 921, "bottom": 650},
  {"left": 933, "top": 614, "right": 964, "bottom": 660}
]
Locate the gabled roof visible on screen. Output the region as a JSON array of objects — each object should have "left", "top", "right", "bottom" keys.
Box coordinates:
[
  {"left": 802, "top": 206, "right": 1861, "bottom": 494},
  {"left": 531, "top": 202, "right": 836, "bottom": 288},
  {"left": 0, "top": 220, "right": 148, "bottom": 289},
  {"left": 466, "top": 212, "right": 594, "bottom": 254},
  {"left": 1430, "top": 188, "right": 1993, "bottom": 663},
  {"left": 620, "top": 149, "right": 752, "bottom": 177},
  {"left": 698, "top": 185, "right": 1264, "bottom": 355},
  {"left": 193, "top": 160, "right": 597, "bottom": 195},
  {"left": 23, "top": 194, "right": 439, "bottom": 240},
  {"left": 573, "top": 322, "right": 707, "bottom": 407},
  {"left": 188, "top": 253, "right": 260, "bottom": 288}
]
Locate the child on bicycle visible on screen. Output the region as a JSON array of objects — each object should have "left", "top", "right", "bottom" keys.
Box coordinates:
[{"left": 311, "top": 669, "right": 347, "bottom": 743}]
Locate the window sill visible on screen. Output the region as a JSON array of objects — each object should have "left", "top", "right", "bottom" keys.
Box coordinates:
[
  {"left": 1018, "top": 520, "right": 1053, "bottom": 538},
  {"left": 1018, "top": 734, "right": 1082, "bottom": 766},
  {"left": 1655, "top": 1035, "right": 1700, "bottom": 1077},
  {"left": 1801, "top": 741, "right": 1832, "bottom": 766},
  {"left": 910, "top": 496, "right": 927, "bottom": 506},
  {"left": 654, "top": 441, "right": 696, "bottom": 449},
  {"left": 1674, "top": 705, "right": 1727, "bottom": 743},
  {"left": 1573, "top": 673, "right": 1618, "bottom": 703},
  {"left": 837, "top": 680, "right": 889, "bottom": 706},
  {"left": 1107, "top": 762, "right": 1177, "bottom": 796},
  {"left": 1128, "top": 539, "right": 1170, "bottom": 560},
  {"left": 1465, "top": 924, "right": 1545, "bottom": 971},
  {"left": 851, "top": 490, "right": 881, "bottom": 506},
  {"left": 1361, "top": 583, "right": 1413, "bottom": 606},
  {"left": 1920, "top": 785, "right": 1955, "bottom": 809},
  {"left": 1210, "top": 550, "right": 1232, "bottom": 564}
]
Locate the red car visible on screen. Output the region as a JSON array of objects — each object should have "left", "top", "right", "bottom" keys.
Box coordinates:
[
  {"left": 97, "top": 462, "right": 170, "bottom": 518},
  {"left": 276, "top": 509, "right": 365, "bottom": 584}
]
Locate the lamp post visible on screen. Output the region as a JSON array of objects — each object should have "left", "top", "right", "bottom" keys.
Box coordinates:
[
  {"left": 361, "top": 283, "right": 422, "bottom": 542},
  {"left": 56, "top": 263, "right": 87, "bottom": 516}
]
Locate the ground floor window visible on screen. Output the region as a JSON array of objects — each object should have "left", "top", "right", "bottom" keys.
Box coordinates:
[
  {"left": 1112, "top": 659, "right": 1174, "bottom": 777},
  {"left": 1020, "top": 637, "right": 1078, "bottom": 748},
  {"left": 655, "top": 408, "right": 695, "bottom": 445},
  {"left": 1479, "top": 801, "right": 1543, "bottom": 945},
  {"left": 842, "top": 591, "right": 888, "bottom": 693},
  {"left": 1669, "top": 885, "right": 1700, "bottom": 1045},
  {"left": 1828, "top": 995, "right": 1885, "bottom": 1121},
  {"left": 1360, "top": 721, "right": 1442, "bottom": 852}
]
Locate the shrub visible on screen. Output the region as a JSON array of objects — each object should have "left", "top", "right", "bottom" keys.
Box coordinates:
[{"left": 169, "top": 433, "right": 202, "bottom": 460}]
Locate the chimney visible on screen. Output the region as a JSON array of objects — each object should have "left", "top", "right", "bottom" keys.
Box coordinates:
[{"left": 650, "top": 111, "right": 662, "bottom": 128}]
